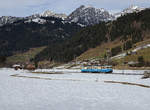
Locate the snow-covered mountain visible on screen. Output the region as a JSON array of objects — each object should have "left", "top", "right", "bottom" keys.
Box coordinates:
[
  {"left": 0, "top": 5, "right": 146, "bottom": 26},
  {"left": 40, "top": 10, "right": 67, "bottom": 19},
  {"left": 113, "top": 5, "right": 145, "bottom": 19},
  {"left": 25, "top": 10, "right": 67, "bottom": 24},
  {"left": 67, "top": 5, "right": 114, "bottom": 25},
  {"left": 0, "top": 11, "right": 67, "bottom": 26}
]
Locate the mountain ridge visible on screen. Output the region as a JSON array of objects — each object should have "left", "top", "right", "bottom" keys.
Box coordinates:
[
  {"left": 0, "top": 5, "right": 146, "bottom": 26},
  {"left": 34, "top": 8, "right": 150, "bottom": 63}
]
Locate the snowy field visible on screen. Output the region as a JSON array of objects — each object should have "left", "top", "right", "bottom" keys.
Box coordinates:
[{"left": 0, "top": 68, "right": 150, "bottom": 110}]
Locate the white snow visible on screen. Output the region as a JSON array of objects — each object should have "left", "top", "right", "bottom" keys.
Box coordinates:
[
  {"left": 111, "top": 53, "right": 126, "bottom": 59},
  {"left": 71, "top": 17, "right": 79, "bottom": 23},
  {"left": 77, "top": 23, "right": 85, "bottom": 27},
  {"left": 25, "top": 18, "right": 46, "bottom": 24},
  {"left": 32, "top": 18, "right": 46, "bottom": 24},
  {"left": 34, "top": 69, "right": 148, "bottom": 75},
  {"left": 100, "top": 8, "right": 105, "bottom": 12},
  {"left": 0, "top": 68, "right": 150, "bottom": 110},
  {"left": 131, "top": 5, "right": 138, "bottom": 10},
  {"left": 51, "top": 21, "right": 55, "bottom": 24},
  {"left": 34, "top": 68, "right": 81, "bottom": 73},
  {"left": 132, "top": 44, "right": 150, "bottom": 52},
  {"left": 83, "top": 5, "right": 93, "bottom": 9},
  {"left": 40, "top": 10, "right": 55, "bottom": 17},
  {"left": 12, "top": 64, "right": 21, "bottom": 68},
  {"left": 61, "top": 21, "right": 65, "bottom": 24},
  {"left": 112, "top": 5, "right": 145, "bottom": 20},
  {"left": 40, "top": 10, "right": 67, "bottom": 19},
  {"left": 113, "top": 69, "right": 150, "bottom": 75}
]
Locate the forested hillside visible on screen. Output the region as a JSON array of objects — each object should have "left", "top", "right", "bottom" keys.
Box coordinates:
[
  {"left": 0, "top": 17, "right": 82, "bottom": 57},
  {"left": 35, "top": 9, "right": 150, "bottom": 63}
]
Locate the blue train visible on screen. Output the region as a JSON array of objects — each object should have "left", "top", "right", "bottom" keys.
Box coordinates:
[{"left": 81, "top": 65, "right": 113, "bottom": 73}]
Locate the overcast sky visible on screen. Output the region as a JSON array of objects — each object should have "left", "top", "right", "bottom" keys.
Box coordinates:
[{"left": 0, "top": 0, "right": 150, "bottom": 17}]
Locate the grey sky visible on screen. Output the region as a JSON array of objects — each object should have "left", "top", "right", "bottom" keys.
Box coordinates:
[{"left": 0, "top": 0, "right": 150, "bottom": 17}]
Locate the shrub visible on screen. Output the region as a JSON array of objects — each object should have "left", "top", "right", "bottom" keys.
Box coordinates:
[
  {"left": 0, "top": 56, "right": 6, "bottom": 63},
  {"left": 123, "top": 40, "right": 132, "bottom": 50},
  {"left": 138, "top": 56, "right": 145, "bottom": 67},
  {"left": 111, "top": 46, "right": 122, "bottom": 56}
]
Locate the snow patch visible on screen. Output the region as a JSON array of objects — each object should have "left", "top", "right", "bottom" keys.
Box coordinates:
[
  {"left": 25, "top": 18, "right": 46, "bottom": 24},
  {"left": 112, "top": 43, "right": 150, "bottom": 59},
  {"left": 51, "top": 21, "right": 55, "bottom": 24}
]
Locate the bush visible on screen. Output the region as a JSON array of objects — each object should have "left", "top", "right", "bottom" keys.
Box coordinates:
[
  {"left": 144, "top": 61, "right": 150, "bottom": 67},
  {"left": 111, "top": 46, "right": 122, "bottom": 56},
  {"left": 138, "top": 56, "right": 145, "bottom": 67},
  {"left": 0, "top": 56, "right": 6, "bottom": 63},
  {"left": 123, "top": 40, "right": 132, "bottom": 50}
]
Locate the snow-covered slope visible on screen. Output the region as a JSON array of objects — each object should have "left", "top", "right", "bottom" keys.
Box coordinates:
[
  {"left": 24, "top": 18, "right": 47, "bottom": 24},
  {"left": 0, "top": 11, "right": 67, "bottom": 26},
  {"left": 67, "top": 5, "right": 114, "bottom": 25},
  {"left": 114, "top": 5, "right": 145, "bottom": 19}
]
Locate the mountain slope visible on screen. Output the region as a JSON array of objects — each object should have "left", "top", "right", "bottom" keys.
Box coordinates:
[
  {"left": 0, "top": 17, "right": 82, "bottom": 57},
  {"left": 6, "top": 46, "right": 46, "bottom": 66},
  {"left": 34, "top": 8, "right": 150, "bottom": 63},
  {"left": 35, "top": 22, "right": 108, "bottom": 62}
]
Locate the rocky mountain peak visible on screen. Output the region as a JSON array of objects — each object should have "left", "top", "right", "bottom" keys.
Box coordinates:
[
  {"left": 67, "top": 5, "right": 114, "bottom": 25},
  {"left": 40, "top": 10, "right": 67, "bottom": 19},
  {"left": 40, "top": 10, "right": 55, "bottom": 17},
  {"left": 123, "top": 5, "right": 144, "bottom": 13},
  {"left": 113, "top": 5, "right": 145, "bottom": 19}
]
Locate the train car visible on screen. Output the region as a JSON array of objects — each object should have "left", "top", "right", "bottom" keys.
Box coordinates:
[{"left": 81, "top": 65, "right": 113, "bottom": 73}]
